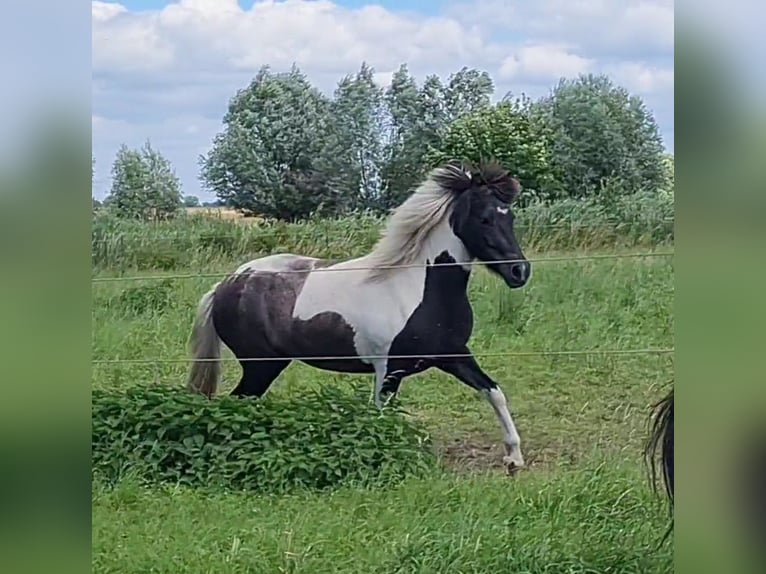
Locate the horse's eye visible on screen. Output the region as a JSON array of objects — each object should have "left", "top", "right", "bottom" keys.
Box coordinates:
[{"left": 481, "top": 215, "right": 492, "bottom": 226}]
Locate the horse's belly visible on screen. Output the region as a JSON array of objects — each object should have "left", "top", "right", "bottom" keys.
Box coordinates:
[
  {"left": 298, "top": 359, "right": 375, "bottom": 374},
  {"left": 289, "top": 309, "right": 371, "bottom": 368}
]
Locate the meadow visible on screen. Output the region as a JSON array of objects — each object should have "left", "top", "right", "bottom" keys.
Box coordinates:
[{"left": 91, "top": 199, "right": 674, "bottom": 573}]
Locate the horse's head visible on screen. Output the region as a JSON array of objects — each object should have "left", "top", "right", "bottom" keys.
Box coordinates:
[{"left": 437, "top": 161, "right": 530, "bottom": 289}]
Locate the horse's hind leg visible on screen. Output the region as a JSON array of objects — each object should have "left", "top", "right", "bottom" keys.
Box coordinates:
[{"left": 231, "top": 359, "right": 290, "bottom": 398}]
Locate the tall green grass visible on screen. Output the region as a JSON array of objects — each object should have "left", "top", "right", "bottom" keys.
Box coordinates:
[
  {"left": 93, "top": 462, "right": 673, "bottom": 573},
  {"left": 92, "top": 191, "right": 674, "bottom": 272}
]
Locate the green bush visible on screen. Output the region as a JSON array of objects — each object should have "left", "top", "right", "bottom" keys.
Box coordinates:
[
  {"left": 425, "top": 98, "right": 557, "bottom": 204},
  {"left": 105, "top": 279, "right": 177, "bottom": 316},
  {"left": 92, "top": 384, "right": 438, "bottom": 492}
]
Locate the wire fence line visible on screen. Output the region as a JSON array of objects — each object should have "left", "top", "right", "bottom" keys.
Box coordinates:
[
  {"left": 92, "top": 347, "right": 675, "bottom": 365},
  {"left": 91, "top": 250, "right": 674, "bottom": 284}
]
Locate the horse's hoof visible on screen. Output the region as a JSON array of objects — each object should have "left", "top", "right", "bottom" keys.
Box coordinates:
[{"left": 503, "top": 454, "right": 524, "bottom": 476}]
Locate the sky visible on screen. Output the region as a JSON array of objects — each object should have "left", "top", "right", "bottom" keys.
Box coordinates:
[{"left": 91, "top": 0, "right": 676, "bottom": 201}]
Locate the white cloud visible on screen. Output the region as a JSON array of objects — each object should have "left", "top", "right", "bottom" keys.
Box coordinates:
[
  {"left": 92, "top": 0, "right": 489, "bottom": 79},
  {"left": 448, "top": 0, "right": 673, "bottom": 59},
  {"left": 91, "top": 0, "right": 676, "bottom": 199},
  {"left": 608, "top": 62, "right": 674, "bottom": 95},
  {"left": 91, "top": 0, "right": 127, "bottom": 22},
  {"left": 499, "top": 45, "right": 594, "bottom": 82},
  {"left": 92, "top": 4, "right": 174, "bottom": 73}
]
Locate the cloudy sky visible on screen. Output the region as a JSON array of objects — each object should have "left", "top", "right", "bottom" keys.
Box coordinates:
[{"left": 92, "top": 0, "right": 675, "bottom": 201}]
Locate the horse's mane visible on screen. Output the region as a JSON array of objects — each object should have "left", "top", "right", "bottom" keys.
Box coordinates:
[
  {"left": 646, "top": 385, "right": 674, "bottom": 543},
  {"left": 364, "top": 160, "right": 518, "bottom": 281}
]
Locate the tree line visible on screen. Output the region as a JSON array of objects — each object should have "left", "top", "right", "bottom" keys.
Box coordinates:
[{"left": 96, "top": 63, "right": 670, "bottom": 222}]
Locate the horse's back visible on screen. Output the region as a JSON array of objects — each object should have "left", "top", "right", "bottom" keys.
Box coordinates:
[
  {"left": 212, "top": 253, "right": 322, "bottom": 359},
  {"left": 233, "top": 253, "right": 321, "bottom": 276}
]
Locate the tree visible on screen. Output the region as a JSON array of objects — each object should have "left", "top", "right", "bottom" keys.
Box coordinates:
[
  {"left": 418, "top": 74, "right": 449, "bottom": 164},
  {"left": 442, "top": 66, "right": 494, "bottom": 123},
  {"left": 425, "top": 96, "right": 557, "bottom": 205},
  {"left": 331, "top": 62, "right": 386, "bottom": 210},
  {"left": 200, "top": 65, "right": 349, "bottom": 221},
  {"left": 104, "top": 141, "right": 182, "bottom": 221},
  {"left": 533, "top": 74, "right": 667, "bottom": 198},
  {"left": 380, "top": 64, "right": 424, "bottom": 208},
  {"left": 379, "top": 64, "right": 496, "bottom": 208},
  {"left": 183, "top": 195, "right": 201, "bottom": 208}
]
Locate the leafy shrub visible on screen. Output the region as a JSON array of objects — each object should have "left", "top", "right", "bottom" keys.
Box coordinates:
[
  {"left": 92, "top": 384, "right": 438, "bottom": 492},
  {"left": 106, "top": 279, "right": 177, "bottom": 316},
  {"left": 425, "top": 97, "right": 557, "bottom": 204}
]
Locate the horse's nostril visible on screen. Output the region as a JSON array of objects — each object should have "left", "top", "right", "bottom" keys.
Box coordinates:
[{"left": 510, "top": 262, "right": 528, "bottom": 283}]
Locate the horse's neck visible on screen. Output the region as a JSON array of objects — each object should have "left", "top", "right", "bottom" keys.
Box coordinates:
[{"left": 421, "top": 218, "right": 473, "bottom": 272}]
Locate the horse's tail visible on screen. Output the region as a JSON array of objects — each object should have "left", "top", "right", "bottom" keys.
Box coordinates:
[
  {"left": 645, "top": 385, "right": 674, "bottom": 545},
  {"left": 646, "top": 386, "right": 674, "bottom": 507},
  {"left": 186, "top": 287, "right": 221, "bottom": 398}
]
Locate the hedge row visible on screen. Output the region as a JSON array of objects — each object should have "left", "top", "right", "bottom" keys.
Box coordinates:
[
  {"left": 92, "top": 190, "right": 674, "bottom": 271},
  {"left": 92, "top": 384, "right": 438, "bottom": 492}
]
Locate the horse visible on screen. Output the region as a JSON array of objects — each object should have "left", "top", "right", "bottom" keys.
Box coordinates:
[
  {"left": 646, "top": 386, "right": 674, "bottom": 541},
  {"left": 186, "top": 160, "right": 532, "bottom": 472}
]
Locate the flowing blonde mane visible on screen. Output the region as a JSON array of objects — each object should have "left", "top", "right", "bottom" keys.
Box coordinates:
[{"left": 364, "top": 166, "right": 466, "bottom": 281}]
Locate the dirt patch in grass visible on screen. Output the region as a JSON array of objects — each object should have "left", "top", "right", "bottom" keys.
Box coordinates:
[
  {"left": 436, "top": 433, "right": 570, "bottom": 475},
  {"left": 440, "top": 437, "right": 506, "bottom": 473}
]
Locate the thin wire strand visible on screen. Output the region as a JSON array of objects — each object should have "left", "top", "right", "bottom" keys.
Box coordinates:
[
  {"left": 92, "top": 347, "right": 674, "bottom": 365},
  {"left": 91, "top": 250, "right": 674, "bottom": 284}
]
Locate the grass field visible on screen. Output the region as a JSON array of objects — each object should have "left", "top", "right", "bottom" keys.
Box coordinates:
[{"left": 92, "top": 213, "right": 674, "bottom": 572}]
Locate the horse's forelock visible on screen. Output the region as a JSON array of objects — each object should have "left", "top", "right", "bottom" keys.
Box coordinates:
[
  {"left": 432, "top": 160, "right": 520, "bottom": 204},
  {"left": 474, "top": 161, "right": 520, "bottom": 204},
  {"left": 430, "top": 163, "right": 474, "bottom": 195}
]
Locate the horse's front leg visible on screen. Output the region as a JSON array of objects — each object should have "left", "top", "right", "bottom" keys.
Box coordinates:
[
  {"left": 437, "top": 351, "right": 524, "bottom": 474},
  {"left": 379, "top": 358, "right": 429, "bottom": 406},
  {"left": 371, "top": 360, "right": 388, "bottom": 408}
]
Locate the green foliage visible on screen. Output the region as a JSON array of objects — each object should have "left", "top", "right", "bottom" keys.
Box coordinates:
[
  {"left": 92, "top": 384, "right": 437, "bottom": 493},
  {"left": 379, "top": 64, "right": 428, "bottom": 207},
  {"left": 104, "top": 140, "right": 182, "bottom": 221},
  {"left": 105, "top": 279, "right": 177, "bottom": 316},
  {"left": 661, "top": 154, "right": 674, "bottom": 190},
  {"left": 182, "top": 195, "right": 200, "bottom": 208},
  {"left": 91, "top": 193, "right": 673, "bottom": 272},
  {"left": 379, "top": 65, "right": 496, "bottom": 208},
  {"left": 200, "top": 65, "right": 349, "bottom": 221},
  {"left": 198, "top": 63, "right": 671, "bottom": 219},
  {"left": 425, "top": 97, "right": 557, "bottom": 204},
  {"left": 442, "top": 66, "right": 495, "bottom": 123},
  {"left": 534, "top": 74, "right": 667, "bottom": 198},
  {"left": 331, "top": 62, "right": 386, "bottom": 210}
]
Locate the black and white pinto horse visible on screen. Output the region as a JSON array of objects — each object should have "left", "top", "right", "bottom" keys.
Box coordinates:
[{"left": 186, "top": 161, "right": 532, "bottom": 471}]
